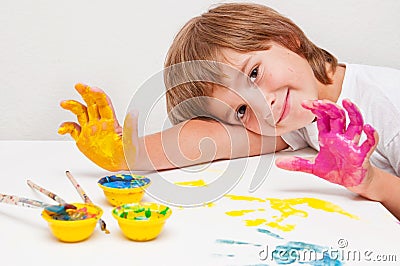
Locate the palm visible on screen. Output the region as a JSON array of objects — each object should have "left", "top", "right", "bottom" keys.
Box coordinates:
[
  {"left": 76, "top": 119, "right": 124, "bottom": 172},
  {"left": 312, "top": 131, "right": 368, "bottom": 186}
]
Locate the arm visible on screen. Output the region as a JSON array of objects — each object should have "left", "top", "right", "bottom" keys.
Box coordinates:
[
  {"left": 59, "top": 84, "right": 285, "bottom": 172},
  {"left": 132, "top": 119, "right": 287, "bottom": 170}
]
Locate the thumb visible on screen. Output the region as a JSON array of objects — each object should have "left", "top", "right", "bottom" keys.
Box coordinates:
[
  {"left": 275, "top": 156, "right": 314, "bottom": 174},
  {"left": 58, "top": 122, "right": 81, "bottom": 141},
  {"left": 122, "top": 110, "right": 140, "bottom": 169}
]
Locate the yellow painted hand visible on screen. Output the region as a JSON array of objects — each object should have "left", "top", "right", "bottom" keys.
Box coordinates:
[{"left": 58, "top": 84, "right": 131, "bottom": 171}]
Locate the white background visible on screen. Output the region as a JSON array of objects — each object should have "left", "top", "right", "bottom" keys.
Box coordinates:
[{"left": 1, "top": 0, "right": 399, "bottom": 140}]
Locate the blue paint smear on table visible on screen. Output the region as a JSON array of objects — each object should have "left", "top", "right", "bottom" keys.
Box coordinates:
[
  {"left": 256, "top": 228, "right": 283, "bottom": 239},
  {"left": 272, "top": 241, "right": 343, "bottom": 265},
  {"left": 212, "top": 253, "right": 235, "bottom": 258},
  {"left": 215, "top": 238, "right": 343, "bottom": 265},
  {"left": 216, "top": 239, "right": 262, "bottom": 247}
]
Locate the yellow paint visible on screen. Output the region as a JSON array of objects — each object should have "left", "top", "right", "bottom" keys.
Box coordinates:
[
  {"left": 265, "top": 221, "right": 296, "bottom": 232},
  {"left": 226, "top": 209, "right": 255, "bottom": 217},
  {"left": 224, "top": 194, "right": 266, "bottom": 202},
  {"left": 175, "top": 179, "right": 207, "bottom": 187},
  {"left": 203, "top": 202, "right": 214, "bottom": 208},
  {"left": 224, "top": 195, "right": 358, "bottom": 232},
  {"left": 245, "top": 218, "right": 267, "bottom": 226}
]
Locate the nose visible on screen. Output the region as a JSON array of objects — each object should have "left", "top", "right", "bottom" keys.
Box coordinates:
[
  {"left": 262, "top": 92, "right": 276, "bottom": 125},
  {"left": 265, "top": 93, "right": 276, "bottom": 108}
]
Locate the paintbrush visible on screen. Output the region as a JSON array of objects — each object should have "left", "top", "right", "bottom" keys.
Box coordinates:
[
  {"left": 0, "top": 193, "right": 74, "bottom": 215},
  {"left": 65, "top": 171, "right": 110, "bottom": 234},
  {"left": 26, "top": 179, "right": 76, "bottom": 209}
]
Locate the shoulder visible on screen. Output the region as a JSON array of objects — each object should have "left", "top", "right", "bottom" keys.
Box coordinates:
[{"left": 344, "top": 63, "right": 400, "bottom": 86}]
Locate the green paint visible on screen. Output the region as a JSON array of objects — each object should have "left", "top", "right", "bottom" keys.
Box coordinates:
[
  {"left": 159, "top": 207, "right": 170, "bottom": 216},
  {"left": 145, "top": 208, "right": 151, "bottom": 218},
  {"left": 134, "top": 207, "right": 145, "bottom": 213}
]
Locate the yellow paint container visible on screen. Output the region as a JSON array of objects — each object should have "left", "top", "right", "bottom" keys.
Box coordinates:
[
  {"left": 41, "top": 203, "right": 103, "bottom": 243},
  {"left": 98, "top": 174, "right": 151, "bottom": 206},
  {"left": 112, "top": 202, "right": 172, "bottom": 241}
]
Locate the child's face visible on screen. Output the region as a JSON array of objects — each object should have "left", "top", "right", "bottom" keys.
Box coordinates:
[{"left": 207, "top": 43, "right": 318, "bottom": 136}]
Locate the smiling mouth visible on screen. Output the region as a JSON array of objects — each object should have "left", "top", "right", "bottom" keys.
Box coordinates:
[{"left": 276, "top": 90, "right": 289, "bottom": 125}]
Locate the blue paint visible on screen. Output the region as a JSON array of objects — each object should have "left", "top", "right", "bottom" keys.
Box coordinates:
[
  {"left": 216, "top": 239, "right": 262, "bottom": 247},
  {"left": 98, "top": 174, "right": 150, "bottom": 189},
  {"left": 212, "top": 253, "right": 235, "bottom": 258},
  {"left": 272, "top": 241, "right": 343, "bottom": 265},
  {"left": 256, "top": 228, "right": 283, "bottom": 239}
]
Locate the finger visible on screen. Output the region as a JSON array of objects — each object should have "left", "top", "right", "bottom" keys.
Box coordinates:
[
  {"left": 360, "top": 124, "right": 379, "bottom": 156},
  {"left": 275, "top": 156, "right": 314, "bottom": 174},
  {"left": 75, "top": 83, "right": 100, "bottom": 121},
  {"left": 123, "top": 110, "right": 140, "bottom": 168},
  {"left": 301, "top": 100, "right": 330, "bottom": 133},
  {"left": 60, "top": 100, "right": 88, "bottom": 125},
  {"left": 313, "top": 100, "right": 345, "bottom": 134},
  {"left": 58, "top": 122, "right": 81, "bottom": 141},
  {"left": 342, "top": 99, "right": 363, "bottom": 143},
  {"left": 91, "top": 87, "right": 121, "bottom": 127}
]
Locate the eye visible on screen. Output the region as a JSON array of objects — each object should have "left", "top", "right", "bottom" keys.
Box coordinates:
[
  {"left": 236, "top": 105, "right": 247, "bottom": 120},
  {"left": 249, "top": 67, "right": 258, "bottom": 82}
]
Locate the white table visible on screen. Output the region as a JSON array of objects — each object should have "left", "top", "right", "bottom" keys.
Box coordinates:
[{"left": 0, "top": 141, "right": 399, "bottom": 266}]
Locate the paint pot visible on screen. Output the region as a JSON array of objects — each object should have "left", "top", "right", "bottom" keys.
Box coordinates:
[
  {"left": 41, "top": 203, "right": 103, "bottom": 242},
  {"left": 112, "top": 202, "right": 172, "bottom": 241},
  {"left": 98, "top": 174, "right": 151, "bottom": 206}
]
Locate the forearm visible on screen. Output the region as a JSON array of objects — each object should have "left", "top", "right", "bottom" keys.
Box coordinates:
[{"left": 124, "top": 119, "right": 279, "bottom": 171}]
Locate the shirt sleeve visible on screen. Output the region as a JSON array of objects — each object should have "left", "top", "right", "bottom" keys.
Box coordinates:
[{"left": 281, "top": 128, "right": 309, "bottom": 151}]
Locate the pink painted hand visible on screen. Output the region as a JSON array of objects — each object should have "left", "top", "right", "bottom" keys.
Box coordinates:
[
  {"left": 58, "top": 84, "right": 137, "bottom": 171},
  {"left": 276, "top": 99, "right": 379, "bottom": 187}
]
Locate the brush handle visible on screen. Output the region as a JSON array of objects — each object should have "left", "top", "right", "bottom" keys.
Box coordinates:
[
  {"left": 65, "top": 171, "right": 92, "bottom": 204},
  {"left": 27, "top": 180, "right": 67, "bottom": 205},
  {"left": 0, "top": 193, "right": 50, "bottom": 208},
  {"left": 65, "top": 171, "right": 110, "bottom": 234}
]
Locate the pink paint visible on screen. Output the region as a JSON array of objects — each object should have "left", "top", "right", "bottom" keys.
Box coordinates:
[{"left": 276, "top": 99, "right": 377, "bottom": 187}]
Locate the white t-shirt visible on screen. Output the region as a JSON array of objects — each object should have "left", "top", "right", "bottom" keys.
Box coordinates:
[{"left": 281, "top": 63, "right": 400, "bottom": 176}]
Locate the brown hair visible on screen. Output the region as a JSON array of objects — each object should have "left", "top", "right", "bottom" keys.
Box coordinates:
[{"left": 164, "top": 3, "right": 337, "bottom": 124}]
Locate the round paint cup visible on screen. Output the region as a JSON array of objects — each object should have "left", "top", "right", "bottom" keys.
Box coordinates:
[
  {"left": 112, "top": 202, "right": 172, "bottom": 241},
  {"left": 41, "top": 203, "right": 103, "bottom": 243},
  {"left": 97, "top": 174, "right": 151, "bottom": 206}
]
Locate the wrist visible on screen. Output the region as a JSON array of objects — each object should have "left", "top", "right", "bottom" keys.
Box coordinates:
[
  {"left": 348, "top": 165, "right": 382, "bottom": 201},
  {"left": 350, "top": 165, "right": 399, "bottom": 204}
]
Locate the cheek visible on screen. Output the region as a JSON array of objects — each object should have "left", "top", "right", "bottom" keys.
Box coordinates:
[
  {"left": 245, "top": 114, "right": 262, "bottom": 134},
  {"left": 246, "top": 114, "right": 279, "bottom": 136},
  {"left": 289, "top": 104, "right": 315, "bottom": 128}
]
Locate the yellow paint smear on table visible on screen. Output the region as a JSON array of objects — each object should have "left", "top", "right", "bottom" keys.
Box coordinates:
[
  {"left": 175, "top": 179, "right": 207, "bottom": 187},
  {"left": 226, "top": 209, "right": 256, "bottom": 216},
  {"left": 224, "top": 194, "right": 266, "bottom": 202},
  {"left": 224, "top": 195, "right": 358, "bottom": 232},
  {"left": 245, "top": 218, "right": 267, "bottom": 226}
]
